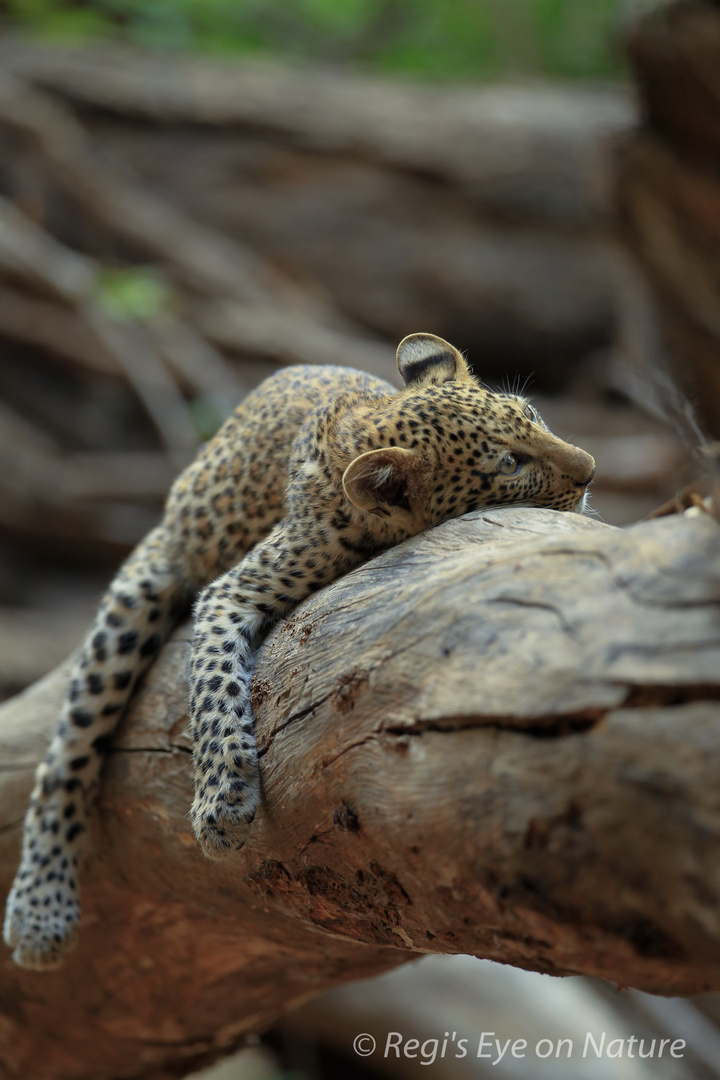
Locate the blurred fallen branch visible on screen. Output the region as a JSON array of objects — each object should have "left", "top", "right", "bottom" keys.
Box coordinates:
[
  {"left": 0, "top": 187, "right": 95, "bottom": 300},
  {"left": 57, "top": 450, "right": 175, "bottom": 502},
  {"left": 0, "top": 236, "right": 247, "bottom": 403},
  {"left": 0, "top": 69, "right": 289, "bottom": 305},
  {"left": 0, "top": 397, "right": 162, "bottom": 557},
  {"left": 148, "top": 313, "right": 249, "bottom": 403},
  {"left": 0, "top": 284, "right": 116, "bottom": 374},
  {"left": 0, "top": 38, "right": 633, "bottom": 225},
  {"left": 0, "top": 606, "right": 87, "bottom": 695},
  {"left": 0, "top": 39, "right": 633, "bottom": 384},
  {"left": 0, "top": 69, "right": 393, "bottom": 372},
  {"left": 0, "top": 194, "right": 205, "bottom": 461},
  {"left": 79, "top": 305, "right": 198, "bottom": 465},
  {"left": 193, "top": 297, "right": 398, "bottom": 379}
]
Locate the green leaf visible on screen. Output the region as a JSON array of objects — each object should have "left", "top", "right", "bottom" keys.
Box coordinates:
[
  {"left": 187, "top": 396, "right": 233, "bottom": 441},
  {"left": 94, "top": 268, "right": 170, "bottom": 322}
]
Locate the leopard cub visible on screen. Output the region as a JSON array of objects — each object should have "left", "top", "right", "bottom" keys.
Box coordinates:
[{"left": 4, "top": 333, "right": 595, "bottom": 969}]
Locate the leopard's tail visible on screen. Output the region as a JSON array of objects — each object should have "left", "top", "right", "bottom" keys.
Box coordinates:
[{"left": 3, "top": 525, "right": 191, "bottom": 969}]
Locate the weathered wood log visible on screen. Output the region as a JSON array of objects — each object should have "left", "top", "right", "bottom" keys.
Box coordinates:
[{"left": 1, "top": 507, "right": 719, "bottom": 1080}]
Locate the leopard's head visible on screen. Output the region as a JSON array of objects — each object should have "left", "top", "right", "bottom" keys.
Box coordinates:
[{"left": 343, "top": 333, "right": 595, "bottom": 534}]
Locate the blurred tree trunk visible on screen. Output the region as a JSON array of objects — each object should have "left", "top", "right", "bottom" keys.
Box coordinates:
[
  {"left": 614, "top": 0, "right": 720, "bottom": 439},
  {"left": 1, "top": 507, "right": 720, "bottom": 1080}
]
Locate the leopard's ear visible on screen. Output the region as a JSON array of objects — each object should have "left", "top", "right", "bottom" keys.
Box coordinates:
[
  {"left": 343, "top": 447, "right": 415, "bottom": 517},
  {"left": 396, "top": 333, "right": 471, "bottom": 387}
]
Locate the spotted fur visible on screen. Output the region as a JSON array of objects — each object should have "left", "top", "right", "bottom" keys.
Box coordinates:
[{"left": 4, "top": 333, "right": 595, "bottom": 969}]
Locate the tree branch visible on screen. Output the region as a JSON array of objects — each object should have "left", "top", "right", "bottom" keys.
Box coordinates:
[{"left": 1, "top": 507, "right": 720, "bottom": 1080}]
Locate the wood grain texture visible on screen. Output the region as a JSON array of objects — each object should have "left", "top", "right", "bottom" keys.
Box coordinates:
[{"left": 1, "top": 507, "right": 719, "bottom": 1080}]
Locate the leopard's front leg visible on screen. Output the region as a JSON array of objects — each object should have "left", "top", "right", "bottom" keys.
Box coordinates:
[
  {"left": 189, "top": 520, "right": 337, "bottom": 859},
  {"left": 188, "top": 582, "right": 265, "bottom": 860}
]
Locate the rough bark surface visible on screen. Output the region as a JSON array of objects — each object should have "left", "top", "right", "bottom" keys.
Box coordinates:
[{"left": 1, "top": 507, "right": 720, "bottom": 1080}]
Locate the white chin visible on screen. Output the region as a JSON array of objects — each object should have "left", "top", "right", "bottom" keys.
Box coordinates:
[{"left": 572, "top": 491, "right": 588, "bottom": 515}]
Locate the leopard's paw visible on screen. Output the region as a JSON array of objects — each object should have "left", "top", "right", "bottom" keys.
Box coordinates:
[
  {"left": 4, "top": 874, "right": 79, "bottom": 970},
  {"left": 191, "top": 779, "right": 258, "bottom": 862}
]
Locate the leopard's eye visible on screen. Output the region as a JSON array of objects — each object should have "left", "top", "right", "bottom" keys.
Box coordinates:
[
  {"left": 524, "top": 403, "right": 537, "bottom": 422},
  {"left": 499, "top": 453, "right": 521, "bottom": 476}
]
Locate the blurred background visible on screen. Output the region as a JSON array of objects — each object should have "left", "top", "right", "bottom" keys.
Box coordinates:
[{"left": 1, "top": 0, "right": 719, "bottom": 1077}]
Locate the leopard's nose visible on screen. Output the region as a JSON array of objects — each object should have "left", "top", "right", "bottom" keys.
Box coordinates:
[{"left": 555, "top": 444, "right": 595, "bottom": 484}]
